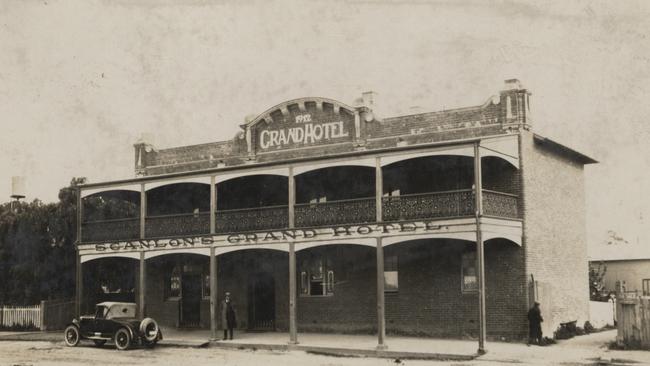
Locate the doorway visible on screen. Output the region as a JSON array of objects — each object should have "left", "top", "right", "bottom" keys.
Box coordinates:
[
  {"left": 181, "top": 274, "right": 201, "bottom": 327},
  {"left": 247, "top": 272, "right": 275, "bottom": 330}
]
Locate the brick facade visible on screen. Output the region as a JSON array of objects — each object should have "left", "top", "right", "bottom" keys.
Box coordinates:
[
  {"left": 79, "top": 79, "right": 595, "bottom": 342},
  {"left": 520, "top": 130, "right": 591, "bottom": 337}
]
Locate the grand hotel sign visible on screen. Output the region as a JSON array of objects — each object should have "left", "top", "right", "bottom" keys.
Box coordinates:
[
  {"left": 91, "top": 221, "right": 447, "bottom": 253},
  {"left": 254, "top": 100, "right": 357, "bottom": 151}
]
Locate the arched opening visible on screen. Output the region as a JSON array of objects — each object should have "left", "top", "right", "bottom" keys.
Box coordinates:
[
  {"left": 382, "top": 156, "right": 475, "bottom": 221},
  {"left": 295, "top": 244, "right": 376, "bottom": 333},
  {"left": 82, "top": 190, "right": 140, "bottom": 242},
  {"left": 146, "top": 253, "right": 210, "bottom": 328},
  {"left": 217, "top": 249, "right": 289, "bottom": 331},
  {"left": 82, "top": 257, "right": 137, "bottom": 315},
  {"left": 295, "top": 166, "right": 375, "bottom": 227},
  {"left": 145, "top": 183, "right": 211, "bottom": 237},
  {"left": 216, "top": 175, "right": 288, "bottom": 232},
  {"left": 481, "top": 156, "right": 520, "bottom": 218}
]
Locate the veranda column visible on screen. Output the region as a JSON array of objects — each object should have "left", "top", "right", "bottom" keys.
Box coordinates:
[
  {"left": 375, "top": 157, "right": 387, "bottom": 349},
  {"left": 76, "top": 251, "right": 82, "bottom": 317},
  {"left": 140, "top": 183, "right": 146, "bottom": 239},
  {"left": 473, "top": 142, "right": 487, "bottom": 354},
  {"left": 139, "top": 251, "right": 146, "bottom": 318},
  {"left": 76, "top": 187, "right": 83, "bottom": 317},
  {"left": 210, "top": 246, "right": 218, "bottom": 340},
  {"left": 288, "top": 166, "right": 298, "bottom": 344},
  {"left": 210, "top": 176, "right": 216, "bottom": 234},
  {"left": 76, "top": 187, "right": 82, "bottom": 243}
]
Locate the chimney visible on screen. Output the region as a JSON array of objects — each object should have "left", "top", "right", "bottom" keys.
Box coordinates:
[
  {"left": 134, "top": 133, "right": 157, "bottom": 176},
  {"left": 499, "top": 79, "right": 531, "bottom": 129},
  {"left": 361, "top": 91, "right": 376, "bottom": 109},
  {"left": 503, "top": 79, "right": 522, "bottom": 91}
]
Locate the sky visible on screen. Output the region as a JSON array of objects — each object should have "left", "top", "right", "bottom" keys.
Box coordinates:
[{"left": 1, "top": 0, "right": 649, "bottom": 256}]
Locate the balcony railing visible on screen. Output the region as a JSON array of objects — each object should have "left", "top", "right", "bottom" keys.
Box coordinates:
[
  {"left": 482, "top": 190, "right": 519, "bottom": 218},
  {"left": 295, "top": 197, "right": 376, "bottom": 228},
  {"left": 215, "top": 205, "right": 289, "bottom": 233},
  {"left": 82, "top": 217, "right": 140, "bottom": 242},
  {"left": 79, "top": 190, "right": 519, "bottom": 243},
  {"left": 383, "top": 189, "right": 475, "bottom": 221},
  {"left": 145, "top": 212, "right": 210, "bottom": 238}
]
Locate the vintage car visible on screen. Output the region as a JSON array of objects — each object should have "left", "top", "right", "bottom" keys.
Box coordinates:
[{"left": 64, "top": 302, "right": 162, "bottom": 350}]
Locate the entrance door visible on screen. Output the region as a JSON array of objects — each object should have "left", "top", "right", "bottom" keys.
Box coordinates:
[
  {"left": 181, "top": 274, "right": 201, "bottom": 327},
  {"left": 247, "top": 273, "right": 275, "bottom": 330}
]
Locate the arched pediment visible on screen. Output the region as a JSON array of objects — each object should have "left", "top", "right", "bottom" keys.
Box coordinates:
[
  {"left": 244, "top": 97, "right": 357, "bottom": 129},
  {"left": 244, "top": 97, "right": 360, "bottom": 153}
]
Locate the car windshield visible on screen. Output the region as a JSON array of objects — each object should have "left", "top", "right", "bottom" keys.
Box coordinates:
[{"left": 95, "top": 306, "right": 108, "bottom": 319}]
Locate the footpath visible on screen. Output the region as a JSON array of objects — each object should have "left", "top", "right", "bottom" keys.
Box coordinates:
[{"left": 1, "top": 328, "right": 648, "bottom": 364}]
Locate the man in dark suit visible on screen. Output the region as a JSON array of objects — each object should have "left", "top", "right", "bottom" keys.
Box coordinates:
[
  {"left": 221, "top": 292, "right": 237, "bottom": 340},
  {"left": 527, "top": 301, "right": 543, "bottom": 345}
]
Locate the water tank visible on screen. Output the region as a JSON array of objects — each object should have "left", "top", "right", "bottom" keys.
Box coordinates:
[{"left": 11, "top": 176, "right": 26, "bottom": 199}]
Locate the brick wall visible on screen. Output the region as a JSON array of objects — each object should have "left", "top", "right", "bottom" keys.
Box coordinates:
[
  {"left": 130, "top": 239, "right": 526, "bottom": 339},
  {"left": 520, "top": 130, "right": 590, "bottom": 336}
]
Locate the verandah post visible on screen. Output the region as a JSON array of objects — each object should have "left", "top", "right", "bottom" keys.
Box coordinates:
[
  {"left": 210, "top": 246, "right": 218, "bottom": 340},
  {"left": 375, "top": 156, "right": 387, "bottom": 349},
  {"left": 139, "top": 251, "right": 146, "bottom": 319},
  {"left": 140, "top": 183, "right": 146, "bottom": 239},
  {"left": 288, "top": 166, "right": 298, "bottom": 344},
  {"left": 474, "top": 142, "right": 487, "bottom": 354}
]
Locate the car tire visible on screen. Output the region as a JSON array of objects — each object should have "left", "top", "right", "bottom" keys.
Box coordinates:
[
  {"left": 114, "top": 328, "right": 131, "bottom": 351},
  {"left": 93, "top": 339, "right": 107, "bottom": 347},
  {"left": 63, "top": 325, "right": 80, "bottom": 347},
  {"left": 140, "top": 318, "right": 159, "bottom": 343}
]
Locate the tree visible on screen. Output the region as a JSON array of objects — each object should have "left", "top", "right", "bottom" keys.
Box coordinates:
[
  {"left": 0, "top": 178, "right": 85, "bottom": 305},
  {"left": 589, "top": 261, "right": 609, "bottom": 301}
]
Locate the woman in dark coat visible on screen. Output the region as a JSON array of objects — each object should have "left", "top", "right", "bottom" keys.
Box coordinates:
[
  {"left": 221, "top": 292, "right": 237, "bottom": 340},
  {"left": 527, "top": 302, "right": 543, "bottom": 345}
]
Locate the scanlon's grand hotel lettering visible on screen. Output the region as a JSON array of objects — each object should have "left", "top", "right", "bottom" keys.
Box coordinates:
[{"left": 75, "top": 80, "right": 595, "bottom": 351}]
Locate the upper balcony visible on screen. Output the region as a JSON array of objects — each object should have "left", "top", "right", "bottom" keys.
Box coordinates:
[{"left": 80, "top": 154, "right": 520, "bottom": 243}]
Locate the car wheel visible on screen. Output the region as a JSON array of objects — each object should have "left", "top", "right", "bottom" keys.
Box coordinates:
[
  {"left": 114, "top": 328, "right": 131, "bottom": 351},
  {"left": 93, "top": 339, "right": 107, "bottom": 347},
  {"left": 63, "top": 325, "right": 80, "bottom": 347},
  {"left": 139, "top": 318, "right": 159, "bottom": 343}
]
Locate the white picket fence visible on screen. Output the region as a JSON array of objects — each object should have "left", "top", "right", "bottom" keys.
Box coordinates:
[{"left": 1, "top": 305, "right": 41, "bottom": 329}]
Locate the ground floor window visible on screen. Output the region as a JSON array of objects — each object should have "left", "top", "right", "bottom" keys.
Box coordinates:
[
  {"left": 300, "top": 258, "right": 334, "bottom": 296},
  {"left": 384, "top": 255, "right": 399, "bottom": 292},
  {"left": 202, "top": 268, "right": 210, "bottom": 299},
  {"left": 461, "top": 251, "right": 477, "bottom": 293},
  {"left": 165, "top": 265, "right": 181, "bottom": 299},
  {"left": 643, "top": 279, "right": 650, "bottom": 296}
]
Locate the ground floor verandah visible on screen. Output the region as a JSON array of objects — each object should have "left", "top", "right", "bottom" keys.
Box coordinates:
[{"left": 77, "top": 220, "right": 528, "bottom": 352}]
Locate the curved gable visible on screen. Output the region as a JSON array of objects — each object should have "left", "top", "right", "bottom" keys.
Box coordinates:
[{"left": 243, "top": 97, "right": 360, "bottom": 153}]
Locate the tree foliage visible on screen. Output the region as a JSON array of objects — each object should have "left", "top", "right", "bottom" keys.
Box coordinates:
[
  {"left": 0, "top": 178, "right": 85, "bottom": 305},
  {"left": 589, "top": 261, "right": 609, "bottom": 301}
]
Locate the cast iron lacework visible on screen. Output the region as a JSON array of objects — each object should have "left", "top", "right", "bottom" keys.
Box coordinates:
[
  {"left": 82, "top": 218, "right": 140, "bottom": 242},
  {"left": 145, "top": 212, "right": 210, "bottom": 237},
  {"left": 382, "top": 190, "right": 475, "bottom": 221},
  {"left": 79, "top": 190, "right": 519, "bottom": 242},
  {"left": 482, "top": 190, "right": 519, "bottom": 218},
  {"left": 295, "top": 197, "right": 376, "bottom": 227},
  {"left": 215, "top": 205, "right": 289, "bottom": 232}
]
